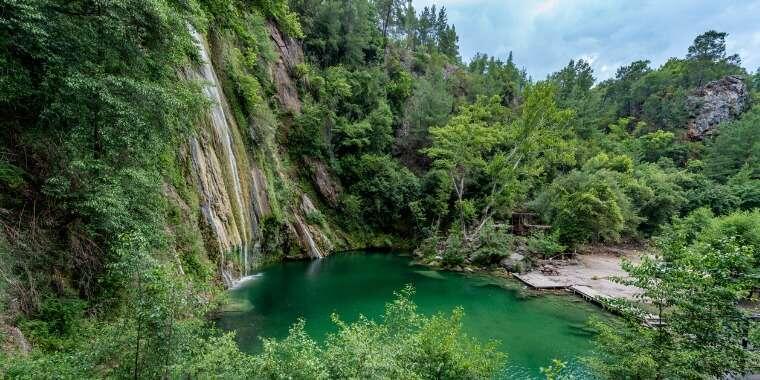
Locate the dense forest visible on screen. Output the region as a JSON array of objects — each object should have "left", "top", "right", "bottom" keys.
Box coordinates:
[{"left": 1, "top": 0, "right": 759, "bottom": 378}]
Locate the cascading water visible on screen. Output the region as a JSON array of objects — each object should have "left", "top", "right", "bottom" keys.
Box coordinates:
[
  {"left": 182, "top": 24, "right": 335, "bottom": 286},
  {"left": 186, "top": 26, "right": 253, "bottom": 282}
]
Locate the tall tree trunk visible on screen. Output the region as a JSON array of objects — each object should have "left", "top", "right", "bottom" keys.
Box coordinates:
[
  {"left": 453, "top": 174, "right": 467, "bottom": 242},
  {"left": 382, "top": 5, "right": 392, "bottom": 47}
]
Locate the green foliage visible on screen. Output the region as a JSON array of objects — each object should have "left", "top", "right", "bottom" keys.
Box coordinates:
[
  {"left": 254, "top": 0, "right": 304, "bottom": 38},
  {"left": 527, "top": 230, "right": 566, "bottom": 258},
  {"left": 532, "top": 170, "right": 630, "bottom": 245},
  {"left": 291, "top": 0, "right": 382, "bottom": 67},
  {"left": 426, "top": 84, "right": 573, "bottom": 249},
  {"left": 589, "top": 210, "right": 760, "bottom": 379},
  {"left": 704, "top": 104, "right": 760, "bottom": 181},
  {"left": 18, "top": 298, "right": 88, "bottom": 352},
  {"left": 470, "top": 222, "right": 513, "bottom": 265},
  {"left": 341, "top": 154, "right": 420, "bottom": 231},
  {"left": 637, "top": 130, "right": 676, "bottom": 162},
  {"left": 550, "top": 59, "right": 595, "bottom": 106},
  {"left": 335, "top": 102, "right": 394, "bottom": 154},
  {"left": 260, "top": 215, "right": 289, "bottom": 257},
  {"left": 254, "top": 319, "right": 329, "bottom": 378},
  {"left": 439, "top": 232, "right": 466, "bottom": 267},
  {"left": 401, "top": 72, "right": 454, "bottom": 154},
  {"left": 305, "top": 209, "right": 326, "bottom": 226},
  {"left": 336, "top": 286, "right": 504, "bottom": 378},
  {"left": 289, "top": 102, "right": 329, "bottom": 158},
  {"left": 467, "top": 53, "right": 528, "bottom": 105},
  {"left": 0, "top": 159, "right": 25, "bottom": 190},
  {"left": 686, "top": 30, "right": 742, "bottom": 86},
  {"left": 627, "top": 164, "right": 688, "bottom": 233}
]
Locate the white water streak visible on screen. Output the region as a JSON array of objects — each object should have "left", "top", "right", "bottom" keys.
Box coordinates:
[{"left": 189, "top": 27, "right": 251, "bottom": 277}]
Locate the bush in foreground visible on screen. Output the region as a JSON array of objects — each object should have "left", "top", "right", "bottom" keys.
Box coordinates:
[{"left": 3, "top": 286, "right": 506, "bottom": 379}]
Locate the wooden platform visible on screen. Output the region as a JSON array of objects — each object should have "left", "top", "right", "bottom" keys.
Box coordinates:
[
  {"left": 569, "top": 285, "right": 609, "bottom": 303},
  {"left": 513, "top": 273, "right": 565, "bottom": 289}
]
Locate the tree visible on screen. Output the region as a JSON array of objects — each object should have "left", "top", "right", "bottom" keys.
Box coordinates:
[
  {"left": 687, "top": 30, "right": 740, "bottom": 64},
  {"left": 425, "top": 96, "right": 506, "bottom": 240},
  {"left": 686, "top": 30, "right": 742, "bottom": 86},
  {"left": 704, "top": 105, "right": 760, "bottom": 181},
  {"left": 604, "top": 60, "right": 651, "bottom": 116},
  {"left": 550, "top": 59, "right": 595, "bottom": 106},
  {"left": 467, "top": 53, "right": 528, "bottom": 105},
  {"left": 532, "top": 169, "right": 630, "bottom": 245},
  {"left": 341, "top": 154, "right": 420, "bottom": 231},
  {"left": 375, "top": 0, "right": 403, "bottom": 45},
  {"left": 426, "top": 83, "right": 573, "bottom": 244},
  {"left": 588, "top": 210, "right": 760, "bottom": 379}
]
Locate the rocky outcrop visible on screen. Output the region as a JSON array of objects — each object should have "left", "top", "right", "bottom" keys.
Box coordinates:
[
  {"left": 305, "top": 157, "right": 342, "bottom": 206},
  {"left": 2, "top": 326, "right": 30, "bottom": 355},
  {"left": 687, "top": 75, "right": 749, "bottom": 140},
  {"left": 268, "top": 21, "right": 303, "bottom": 114}
]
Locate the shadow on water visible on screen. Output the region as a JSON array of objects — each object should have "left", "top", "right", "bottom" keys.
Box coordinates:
[{"left": 217, "top": 251, "right": 611, "bottom": 379}]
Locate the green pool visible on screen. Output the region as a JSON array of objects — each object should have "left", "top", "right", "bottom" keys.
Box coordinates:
[{"left": 216, "top": 251, "right": 607, "bottom": 378}]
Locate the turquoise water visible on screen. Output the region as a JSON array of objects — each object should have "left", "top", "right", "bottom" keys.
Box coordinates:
[{"left": 217, "top": 252, "right": 606, "bottom": 378}]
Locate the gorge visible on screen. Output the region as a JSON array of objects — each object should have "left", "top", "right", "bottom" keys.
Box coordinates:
[{"left": 1, "top": 1, "right": 759, "bottom": 379}]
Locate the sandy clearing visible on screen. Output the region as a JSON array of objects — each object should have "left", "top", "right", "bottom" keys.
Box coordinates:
[{"left": 522, "top": 246, "right": 644, "bottom": 300}]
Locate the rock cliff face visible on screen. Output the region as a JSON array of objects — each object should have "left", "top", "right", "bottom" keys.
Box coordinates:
[
  {"left": 305, "top": 157, "right": 343, "bottom": 207},
  {"left": 180, "top": 25, "right": 344, "bottom": 287},
  {"left": 268, "top": 21, "right": 303, "bottom": 114},
  {"left": 687, "top": 75, "right": 749, "bottom": 140}
]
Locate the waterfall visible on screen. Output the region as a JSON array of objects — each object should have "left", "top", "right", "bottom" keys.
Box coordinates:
[
  {"left": 186, "top": 26, "right": 252, "bottom": 281},
  {"left": 183, "top": 25, "right": 333, "bottom": 283}
]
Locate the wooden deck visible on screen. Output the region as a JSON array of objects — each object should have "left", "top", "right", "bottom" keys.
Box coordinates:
[
  {"left": 513, "top": 273, "right": 565, "bottom": 289},
  {"left": 569, "top": 285, "right": 608, "bottom": 300},
  {"left": 514, "top": 273, "right": 612, "bottom": 306},
  {"left": 514, "top": 272, "right": 664, "bottom": 326},
  {"left": 569, "top": 285, "right": 609, "bottom": 305}
]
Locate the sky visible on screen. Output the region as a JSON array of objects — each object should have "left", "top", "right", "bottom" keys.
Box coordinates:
[{"left": 412, "top": 0, "right": 760, "bottom": 81}]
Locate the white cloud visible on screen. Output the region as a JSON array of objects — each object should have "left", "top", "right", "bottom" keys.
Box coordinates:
[{"left": 412, "top": 0, "right": 760, "bottom": 79}]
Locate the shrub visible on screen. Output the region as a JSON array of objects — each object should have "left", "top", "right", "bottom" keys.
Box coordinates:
[
  {"left": 470, "top": 222, "right": 513, "bottom": 265},
  {"left": 626, "top": 164, "right": 687, "bottom": 234},
  {"left": 532, "top": 170, "right": 631, "bottom": 246},
  {"left": 527, "top": 230, "right": 566, "bottom": 258},
  {"left": 301, "top": 286, "right": 505, "bottom": 379},
  {"left": 305, "top": 210, "right": 326, "bottom": 226},
  {"left": 441, "top": 232, "right": 466, "bottom": 267}
]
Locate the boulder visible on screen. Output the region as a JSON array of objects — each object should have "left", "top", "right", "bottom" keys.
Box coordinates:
[
  {"left": 499, "top": 252, "right": 525, "bottom": 273},
  {"left": 686, "top": 75, "right": 749, "bottom": 140}
]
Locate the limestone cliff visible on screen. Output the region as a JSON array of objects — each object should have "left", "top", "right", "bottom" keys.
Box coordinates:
[
  {"left": 179, "top": 25, "right": 346, "bottom": 287},
  {"left": 686, "top": 75, "right": 749, "bottom": 140}
]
